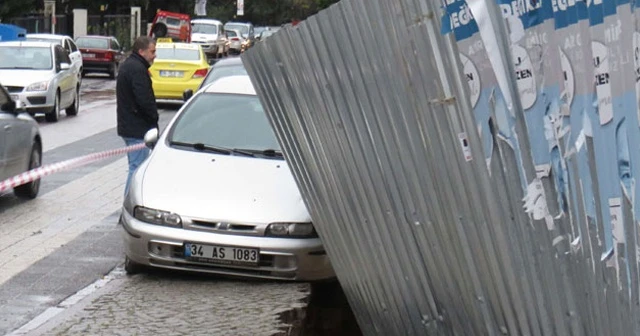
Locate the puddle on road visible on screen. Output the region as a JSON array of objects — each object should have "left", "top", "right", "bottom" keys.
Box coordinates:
[{"left": 275, "top": 281, "right": 362, "bottom": 336}]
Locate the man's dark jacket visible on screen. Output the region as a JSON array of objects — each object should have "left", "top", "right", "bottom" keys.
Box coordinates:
[{"left": 116, "top": 52, "right": 158, "bottom": 139}]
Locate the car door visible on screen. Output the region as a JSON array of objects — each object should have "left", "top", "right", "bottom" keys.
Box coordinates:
[
  {"left": 0, "top": 99, "right": 9, "bottom": 179},
  {"left": 0, "top": 92, "right": 30, "bottom": 178},
  {"left": 65, "top": 38, "right": 83, "bottom": 77},
  {"left": 54, "top": 45, "right": 75, "bottom": 108},
  {"left": 111, "top": 38, "right": 124, "bottom": 64}
]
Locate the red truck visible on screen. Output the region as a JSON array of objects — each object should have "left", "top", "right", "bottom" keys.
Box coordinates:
[{"left": 148, "top": 10, "right": 191, "bottom": 43}]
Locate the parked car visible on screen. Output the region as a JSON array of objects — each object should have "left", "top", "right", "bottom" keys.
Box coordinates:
[
  {"left": 0, "top": 84, "right": 42, "bottom": 199},
  {"left": 25, "top": 33, "right": 83, "bottom": 81},
  {"left": 258, "top": 30, "right": 276, "bottom": 42},
  {"left": 75, "top": 35, "right": 125, "bottom": 79},
  {"left": 197, "top": 57, "right": 246, "bottom": 92},
  {"left": 149, "top": 41, "right": 210, "bottom": 100},
  {"left": 224, "top": 22, "right": 255, "bottom": 49},
  {"left": 0, "top": 41, "right": 80, "bottom": 122},
  {"left": 225, "top": 29, "right": 245, "bottom": 55},
  {"left": 121, "top": 75, "right": 334, "bottom": 281},
  {"left": 190, "top": 19, "right": 228, "bottom": 59}
]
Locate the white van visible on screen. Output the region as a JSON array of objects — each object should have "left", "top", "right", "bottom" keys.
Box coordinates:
[{"left": 190, "top": 19, "right": 228, "bottom": 59}]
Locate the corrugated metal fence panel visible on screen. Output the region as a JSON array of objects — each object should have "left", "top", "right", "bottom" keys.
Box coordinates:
[{"left": 243, "top": 0, "right": 640, "bottom": 334}]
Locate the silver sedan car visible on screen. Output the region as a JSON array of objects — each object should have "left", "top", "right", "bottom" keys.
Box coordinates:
[
  {"left": 0, "top": 41, "right": 80, "bottom": 122},
  {"left": 121, "top": 76, "right": 334, "bottom": 281},
  {"left": 0, "top": 85, "right": 42, "bottom": 199}
]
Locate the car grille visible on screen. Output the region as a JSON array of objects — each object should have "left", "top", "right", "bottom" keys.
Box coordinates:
[
  {"left": 5, "top": 86, "right": 24, "bottom": 93},
  {"left": 27, "top": 96, "right": 46, "bottom": 105},
  {"left": 190, "top": 220, "right": 258, "bottom": 233}
]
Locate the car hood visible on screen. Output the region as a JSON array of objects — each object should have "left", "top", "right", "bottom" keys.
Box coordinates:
[
  {"left": 0, "top": 69, "right": 53, "bottom": 87},
  {"left": 139, "top": 145, "right": 310, "bottom": 224},
  {"left": 192, "top": 33, "right": 218, "bottom": 42}
]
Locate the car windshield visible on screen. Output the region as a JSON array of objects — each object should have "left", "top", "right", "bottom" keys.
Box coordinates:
[
  {"left": 169, "top": 93, "right": 281, "bottom": 153},
  {"left": 192, "top": 23, "right": 217, "bottom": 34},
  {"left": 226, "top": 30, "right": 238, "bottom": 37},
  {"left": 76, "top": 38, "right": 109, "bottom": 49},
  {"left": 0, "top": 46, "right": 52, "bottom": 70},
  {"left": 225, "top": 24, "right": 249, "bottom": 34},
  {"left": 200, "top": 65, "right": 248, "bottom": 89},
  {"left": 156, "top": 47, "right": 200, "bottom": 61}
]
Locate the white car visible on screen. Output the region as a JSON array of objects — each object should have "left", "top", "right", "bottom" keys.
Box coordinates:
[
  {"left": 0, "top": 41, "right": 80, "bottom": 122},
  {"left": 225, "top": 29, "right": 245, "bottom": 55},
  {"left": 190, "top": 19, "right": 228, "bottom": 59},
  {"left": 26, "top": 33, "right": 83, "bottom": 81},
  {"left": 121, "top": 75, "right": 334, "bottom": 281}
]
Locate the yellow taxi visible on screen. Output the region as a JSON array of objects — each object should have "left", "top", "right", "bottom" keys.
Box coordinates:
[{"left": 149, "top": 41, "right": 210, "bottom": 100}]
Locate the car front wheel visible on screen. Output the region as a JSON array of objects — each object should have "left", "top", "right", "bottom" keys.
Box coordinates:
[
  {"left": 66, "top": 86, "right": 80, "bottom": 116},
  {"left": 124, "top": 256, "right": 145, "bottom": 275},
  {"left": 45, "top": 92, "right": 60, "bottom": 122}
]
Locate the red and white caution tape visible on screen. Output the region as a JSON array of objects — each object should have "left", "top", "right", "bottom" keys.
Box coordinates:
[{"left": 0, "top": 143, "right": 146, "bottom": 193}]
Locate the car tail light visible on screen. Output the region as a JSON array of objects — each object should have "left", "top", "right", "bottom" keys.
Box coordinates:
[
  {"left": 193, "top": 68, "right": 208, "bottom": 78},
  {"left": 106, "top": 52, "right": 113, "bottom": 60}
]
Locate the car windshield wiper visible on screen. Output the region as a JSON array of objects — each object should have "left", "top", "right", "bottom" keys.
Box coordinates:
[
  {"left": 237, "top": 148, "right": 284, "bottom": 158},
  {"left": 170, "top": 141, "right": 230, "bottom": 155},
  {"left": 170, "top": 141, "right": 255, "bottom": 157}
]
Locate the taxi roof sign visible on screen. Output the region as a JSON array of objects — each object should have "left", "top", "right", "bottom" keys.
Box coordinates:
[{"left": 155, "top": 37, "right": 173, "bottom": 43}]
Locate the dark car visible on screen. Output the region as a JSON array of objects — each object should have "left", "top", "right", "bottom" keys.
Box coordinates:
[
  {"left": 0, "top": 84, "right": 42, "bottom": 199},
  {"left": 75, "top": 35, "right": 125, "bottom": 79}
]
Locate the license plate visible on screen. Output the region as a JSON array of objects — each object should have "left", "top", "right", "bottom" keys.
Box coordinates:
[
  {"left": 185, "top": 243, "right": 259, "bottom": 265},
  {"left": 159, "top": 70, "right": 184, "bottom": 78},
  {"left": 84, "top": 53, "right": 95, "bottom": 58},
  {"left": 10, "top": 94, "right": 18, "bottom": 101}
]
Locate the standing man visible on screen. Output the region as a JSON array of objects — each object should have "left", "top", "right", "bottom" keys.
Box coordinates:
[{"left": 116, "top": 36, "right": 157, "bottom": 196}]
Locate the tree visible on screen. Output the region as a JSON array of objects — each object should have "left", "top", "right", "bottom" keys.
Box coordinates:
[{"left": 0, "top": 0, "right": 37, "bottom": 21}]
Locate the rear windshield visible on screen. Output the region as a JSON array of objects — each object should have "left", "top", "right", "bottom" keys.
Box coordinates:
[
  {"left": 225, "top": 24, "right": 249, "bottom": 35},
  {"left": 76, "top": 38, "right": 109, "bottom": 49},
  {"left": 0, "top": 46, "right": 52, "bottom": 70},
  {"left": 192, "top": 23, "right": 217, "bottom": 34},
  {"left": 156, "top": 48, "right": 201, "bottom": 61}
]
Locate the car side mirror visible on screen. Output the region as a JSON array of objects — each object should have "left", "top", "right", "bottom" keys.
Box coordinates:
[
  {"left": 1, "top": 100, "right": 16, "bottom": 113},
  {"left": 144, "top": 128, "right": 159, "bottom": 149},
  {"left": 60, "top": 63, "right": 71, "bottom": 71},
  {"left": 183, "top": 89, "right": 194, "bottom": 101}
]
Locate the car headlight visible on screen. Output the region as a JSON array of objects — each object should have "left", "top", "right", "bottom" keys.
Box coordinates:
[
  {"left": 26, "top": 81, "right": 49, "bottom": 91},
  {"left": 133, "top": 206, "right": 182, "bottom": 227},
  {"left": 266, "top": 222, "right": 317, "bottom": 238}
]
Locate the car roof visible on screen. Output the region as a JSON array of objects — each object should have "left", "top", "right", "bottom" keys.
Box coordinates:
[
  {"left": 204, "top": 76, "right": 255, "bottom": 95},
  {"left": 225, "top": 22, "right": 252, "bottom": 26},
  {"left": 191, "top": 19, "right": 223, "bottom": 25},
  {"left": 26, "top": 33, "right": 68, "bottom": 39},
  {"left": 0, "top": 41, "right": 54, "bottom": 48},
  {"left": 156, "top": 42, "right": 200, "bottom": 50},
  {"left": 77, "top": 35, "right": 113, "bottom": 39},
  {"left": 212, "top": 57, "right": 243, "bottom": 67}
]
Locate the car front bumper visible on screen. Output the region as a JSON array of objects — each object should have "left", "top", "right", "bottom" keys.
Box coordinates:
[
  {"left": 121, "top": 208, "right": 335, "bottom": 281},
  {"left": 9, "top": 89, "right": 54, "bottom": 114}
]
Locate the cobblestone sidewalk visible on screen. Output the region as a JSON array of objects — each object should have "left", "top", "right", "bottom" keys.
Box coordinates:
[{"left": 30, "top": 269, "right": 310, "bottom": 336}]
